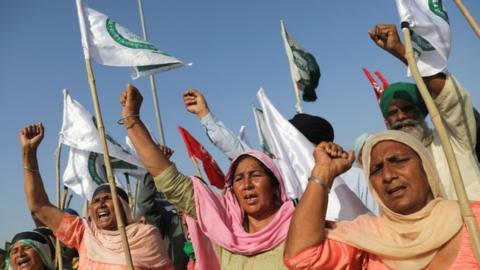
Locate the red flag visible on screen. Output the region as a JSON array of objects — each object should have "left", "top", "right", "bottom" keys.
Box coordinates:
[
  {"left": 362, "top": 68, "right": 383, "bottom": 101},
  {"left": 374, "top": 70, "right": 389, "bottom": 90},
  {"left": 178, "top": 126, "right": 225, "bottom": 189}
]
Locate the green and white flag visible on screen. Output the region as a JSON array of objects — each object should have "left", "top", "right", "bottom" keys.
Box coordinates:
[
  {"left": 75, "top": 0, "right": 189, "bottom": 79},
  {"left": 396, "top": 0, "right": 450, "bottom": 77},
  {"left": 60, "top": 90, "right": 147, "bottom": 199},
  {"left": 280, "top": 20, "right": 320, "bottom": 102}
]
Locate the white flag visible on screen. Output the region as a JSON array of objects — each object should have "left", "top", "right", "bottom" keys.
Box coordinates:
[
  {"left": 63, "top": 148, "right": 146, "bottom": 200},
  {"left": 75, "top": 0, "right": 188, "bottom": 79},
  {"left": 59, "top": 90, "right": 147, "bottom": 199},
  {"left": 280, "top": 20, "right": 320, "bottom": 102},
  {"left": 395, "top": 0, "right": 450, "bottom": 76},
  {"left": 257, "top": 88, "right": 370, "bottom": 220},
  {"left": 251, "top": 105, "right": 275, "bottom": 157}
]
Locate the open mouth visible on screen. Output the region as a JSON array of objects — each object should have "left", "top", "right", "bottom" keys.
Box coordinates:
[
  {"left": 387, "top": 185, "right": 407, "bottom": 198},
  {"left": 97, "top": 209, "right": 111, "bottom": 221},
  {"left": 17, "top": 257, "right": 32, "bottom": 268},
  {"left": 243, "top": 193, "right": 258, "bottom": 204}
]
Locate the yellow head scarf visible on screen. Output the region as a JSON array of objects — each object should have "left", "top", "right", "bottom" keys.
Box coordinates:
[{"left": 327, "top": 130, "right": 462, "bottom": 270}]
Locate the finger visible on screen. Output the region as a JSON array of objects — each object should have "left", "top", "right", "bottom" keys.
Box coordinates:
[
  {"left": 38, "top": 123, "right": 45, "bottom": 136},
  {"left": 368, "top": 29, "right": 377, "bottom": 41},
  {"left": 346, "top": 151, "right": 355, "bottom": 164},
  {"left": 184, "top": 100, "right": 196, "bottom": 106},
  {"left": 27, "top": 125, "right": 34, "bottom": 137}
]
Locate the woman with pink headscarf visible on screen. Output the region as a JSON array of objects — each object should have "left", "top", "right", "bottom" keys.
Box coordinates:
[{"left": 119, "top": 85, "right": 295, "bottom": 269}]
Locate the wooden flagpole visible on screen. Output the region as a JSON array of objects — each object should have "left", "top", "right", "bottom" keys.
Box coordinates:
[
  {"left": 280, "top": 20, "right": 304, "bottom": 114},
  {"left": 83, "top": 56, "right": 135, "bottom": 270},
  {"left": 54, "top": 143, "right": 64, "bottom": 270},
  {"left": 453, "top": 0, "right": 480, "bottom": 38},
  {"left": 75, "top": 1, "right": 134, "bottom": 268},
  {"left": 402, "top": 22, "right": 480, "bottom": 264},
  {"left": 190, "top": 156, "right": 204, "bottom": 179}
]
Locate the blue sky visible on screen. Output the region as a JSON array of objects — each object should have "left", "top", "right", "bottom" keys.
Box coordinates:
[{"left": 0, "top": 0, "right": 479, "bottom": 243}]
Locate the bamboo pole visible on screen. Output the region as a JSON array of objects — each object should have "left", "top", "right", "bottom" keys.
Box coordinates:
[
  {"left": 401, "top": 22, "right": 480, "bottom": 264},
  {"left": 136, "top": 0, "right": 166, "bottom": 144},
  {"left": 453, "top": 0, "right": 480, "bottom": 38},
  {"left": 75, "top": 1, "right": 134, "bottom": 267},
  {"left": 54, "top": 143, "right": 64, "bottom": 270},
  {"left": 83, "top": 57, "right": 135, "bottom": 269},
  {"left": 190, "top": 156, "right": 204, "bottom": 179},
  {"left": 280, "top": 20, "right": 304, "bottom": 114}
]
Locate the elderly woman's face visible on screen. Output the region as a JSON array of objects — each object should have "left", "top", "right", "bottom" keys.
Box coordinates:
[
  {"left": 90, "top": 192, "right": 118, "bottom": 230},
  {"left": 369, "top": 140, "right": 433, "bottom": 215},
  {"left": 232, "top": 157, "right": 278, "bottom": 219},
  {"left": 9, "top": 242, "right": 44, "bottom": 270}
]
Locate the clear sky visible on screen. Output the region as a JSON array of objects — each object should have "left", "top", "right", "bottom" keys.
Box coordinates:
[{"left": 0, "top": 0, "right": 479, "bottom": 243}]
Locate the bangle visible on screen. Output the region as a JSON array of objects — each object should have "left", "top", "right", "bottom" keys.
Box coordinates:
[
  {"left": 117, "top": 114, "right": 140, "bottom": 125},
  {"left": 24, "top": 167, "right": 40, "bottom": 173},
  {"left": 308, "top": 176, "right": 330, "bottom": 193}
]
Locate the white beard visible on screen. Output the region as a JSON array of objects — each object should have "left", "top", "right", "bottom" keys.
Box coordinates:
[{"left": 391, "top": 119, "right": 432, "bottom": 145}]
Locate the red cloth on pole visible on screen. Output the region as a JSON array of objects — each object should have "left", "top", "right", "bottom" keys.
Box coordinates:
[
  {"left": 178, "top": 126, "right": 225, "bottom": 189},
  {"left": 362, "top": 68, "right": 383, "bottom": 101}
]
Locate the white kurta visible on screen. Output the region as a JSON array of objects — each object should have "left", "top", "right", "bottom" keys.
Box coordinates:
[{"left": 428, "top": 74, "right": 480, "bottom": 200}]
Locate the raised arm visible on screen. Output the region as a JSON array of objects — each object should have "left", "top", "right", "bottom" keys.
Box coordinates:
[
  {"left": 21, "top": 123, "right": 63, "bottom": 231},
  {"left": 284, "top": 142, "right": 354, "bottom": 258},
  {"left": 183, "top": 88, "right": 251, "bottom": 159},
  {"left": 368, "top": 24, "right": 446, "bottom": 96},
  {"left": 120, "top": 84, "right": 172, "bottom": 177}
]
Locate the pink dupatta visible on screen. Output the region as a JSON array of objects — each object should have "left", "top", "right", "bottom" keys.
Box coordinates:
[{"left": 190, "top": 150, "right": 295, "bottom": 257}]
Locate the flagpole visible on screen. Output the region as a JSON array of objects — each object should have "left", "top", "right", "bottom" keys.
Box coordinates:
[
  {"left": 84, "top": 56, "right": 135, "bottom": 270},
  {"left": 136, "top": 0, "right": 166, "bottom": 145},
  {"left": 190, "top": 156, "right": 204, "bottom": 179},
  {"left": 252, "top": 104, "right": 266, "bottom": 153},
  {"left": 402, "top": 22, "right": 480, "bottom": 264},
  {"left": 66, "top": 194, "right": 73, "bottom": 209},
  {"left": 54, "top": 143, "right": 63, "bottom": 270},
  {"left": 132, "top": 178, "right": 140, "bottom": 218},
  {"left": 124, "top": 173, "right": 134, "bottom": 211},
  {"left": 61, "top": 186, "right": 69, "bottom": 210},
  {"left": 280, "top": 20, "right": 303, "bottom": 114},
  {"left": 453, "top": 0, "right": 480, "bottom": 38},
  {"left": 76, "top": 1, "right": 134, "bottom": 268}
]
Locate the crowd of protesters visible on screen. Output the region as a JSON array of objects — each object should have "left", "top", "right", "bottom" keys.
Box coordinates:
[{"left": 4, "top": 20, "right": 480, "bottom": 270}]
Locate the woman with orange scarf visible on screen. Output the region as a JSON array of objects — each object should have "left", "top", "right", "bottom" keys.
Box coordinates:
[
  {"left": 20, "top": 123, "right": 173, "bottom": 270},
  {"left": 284, "top": 130, "right": 479, "bottom": 269}
]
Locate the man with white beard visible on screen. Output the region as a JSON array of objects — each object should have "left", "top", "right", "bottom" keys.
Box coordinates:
[{"left": 370, "top": 24, "right": 480, "bottom": 200}]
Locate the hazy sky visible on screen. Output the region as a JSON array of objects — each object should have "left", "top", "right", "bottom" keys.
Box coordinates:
[{"left": 0, "top": 0, "right": 478, "bottom": 243}]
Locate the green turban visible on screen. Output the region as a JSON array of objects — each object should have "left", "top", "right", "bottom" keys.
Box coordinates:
[{"left": 379, "top": 82, "right": 428, "bottom": 118}]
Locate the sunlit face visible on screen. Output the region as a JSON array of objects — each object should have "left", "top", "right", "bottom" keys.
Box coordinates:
[
  {"left": 231, "top": 157, "right": 278, "bottom": 219},
  {"left": 386, "top": 100, "right": 428, "bottom": 141},
  {"left": 9, "top": 242, "right": 45, "bottom": 270},
  {"left": 90, "top": 192, "right": 118, "bottom": 230},
  {"left": 369, "top": 140, "right": 433, "bottom": 215}
]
